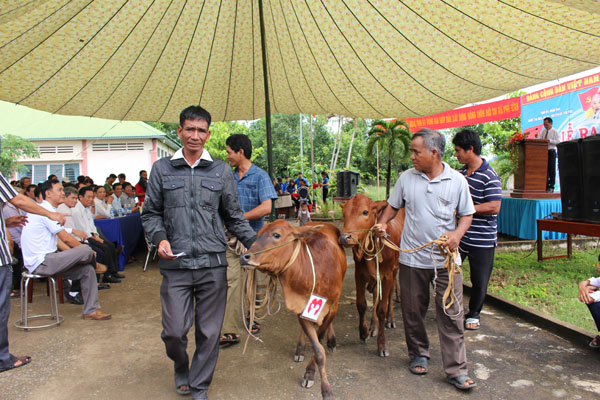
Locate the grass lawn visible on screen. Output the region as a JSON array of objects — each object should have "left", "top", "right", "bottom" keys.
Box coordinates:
[{"left": 462, "top": 248, "right": 600, "bottom": 333}]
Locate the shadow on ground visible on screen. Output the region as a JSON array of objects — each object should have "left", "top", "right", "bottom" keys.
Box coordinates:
[{"left": 2, "top": 250, "right": 600, "bottom": 399}]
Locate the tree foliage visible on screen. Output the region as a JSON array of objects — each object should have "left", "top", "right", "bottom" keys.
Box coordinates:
[{"left": 0, "top": 134, "right": 39, "bottom": 177}]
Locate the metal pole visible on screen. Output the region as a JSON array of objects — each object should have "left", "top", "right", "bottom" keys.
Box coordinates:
[
  {"left": 299, "top": 114, "right": 303, "bottom": 174},
  {"left": 310, "top": 115, "right": 315, "bottom": 205},
  {"left": 258, "top": 0, "right": 275, "bottom": 219}
]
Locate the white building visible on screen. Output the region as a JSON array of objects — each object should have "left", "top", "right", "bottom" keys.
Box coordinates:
[{"left": 1, "top": 101, "right": 179, "bottom": 184}]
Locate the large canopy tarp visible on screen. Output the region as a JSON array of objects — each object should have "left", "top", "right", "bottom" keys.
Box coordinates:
[{"left": 1, "top": 0, "right": 599, "bottom": 123}]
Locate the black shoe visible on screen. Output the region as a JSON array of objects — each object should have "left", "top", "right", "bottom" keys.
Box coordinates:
[
  {"left": 65, "top": 292, "right": 83, "bottom": 305},
  {"left": 102, "top": 275, "right": 121, "bottom": 284},
  {"left": 97, "top": 283, "right": 111, "bottom": 290},
  {"left": 113, "top": 272, "right": 125, "bottom": 279}
]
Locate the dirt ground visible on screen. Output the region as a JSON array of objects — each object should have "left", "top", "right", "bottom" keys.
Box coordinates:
[{"left": 2, "top": 248, "right": 600, "bottom": 400}]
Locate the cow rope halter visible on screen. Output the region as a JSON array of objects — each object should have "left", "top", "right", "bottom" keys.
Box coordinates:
[
  {"left": 241, "top": 228, "right": 321, "bottom": 353},
  {"left": 345, "top": 225, "right": 462, "bottom": 315}
]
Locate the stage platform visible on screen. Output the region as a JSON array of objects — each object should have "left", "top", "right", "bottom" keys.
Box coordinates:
[{"left": 497, "top": 196, "right": 565, "bottom": 240}]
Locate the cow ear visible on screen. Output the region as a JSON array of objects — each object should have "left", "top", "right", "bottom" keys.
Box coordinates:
[
  {"left": 339, "top": 200, "right": 347, "bottom": 209},
  {"left": 293, "top": 224, "right": 323, "bottom": 239},
  {"left": 371, "top": 200, "right": 388, "bottom": 215}
]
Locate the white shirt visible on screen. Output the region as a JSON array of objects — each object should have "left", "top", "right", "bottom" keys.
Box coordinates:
[
  {"left": 111, "top": 193, "right": 123, "bottom": 212},
  {"left": 538, "top": 128, "right": 561, "bottom": 151},
  {"left": 94, "top": 197, "right": 111, "bottom": 218},
  {"left": 21, "top": 201, "right": 64, "bottom": 272},
  {"left": 72, "top": 201, "right": 98, "bottom": 237},
  {"left": 171, "top": 148, "right": 212, "bottom": 167},
  {"left": 56, "top": 203, "right": 75, "bottom": 230},
  {"left": 120, "top": 193, "right": 136, "bottom": 209}
]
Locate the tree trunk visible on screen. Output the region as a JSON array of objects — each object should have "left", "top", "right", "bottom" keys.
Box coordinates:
[
  {"left": 386, "top": 156, "right": 392, "bottom": 199},
  {"left": 330, "top": 116, "right": 340, "bottom": 172},
  {"left": 332, "top": 117, "right": 344, "bottom": 171},
  {"left": 345, "top": 118, "right": 357, "bottom": 169}
]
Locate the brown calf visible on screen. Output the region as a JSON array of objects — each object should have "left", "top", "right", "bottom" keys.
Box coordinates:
[
  {"left": 241, "top": 221, "right": 347, "bottom": 400},
  {"left": 340, "top": 194, "right": 404, "bottom": 357}
]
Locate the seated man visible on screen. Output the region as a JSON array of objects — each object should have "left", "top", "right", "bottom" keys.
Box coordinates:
[
  {"left": 93, "top": 185, "right": 112, "bottom": 219},
  {"left": 111, "top": 183, "right": 124, "bottom": 214},
  {"left": 21, "top": 179, "right": 111, "bottom": 320},
  {"left": 72, "top": 186, "right": 124, "bottom": 283},
  {"left": 119, "top": 182, "right": 139, "bottom": 213},
  {"left": 578, "top": 254, "right": 600, "bottom": 348}
]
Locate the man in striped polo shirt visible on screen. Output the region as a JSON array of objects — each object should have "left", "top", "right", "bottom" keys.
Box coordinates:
[{"left": 452, "top": 129, "right": 502, "bottom": 331}]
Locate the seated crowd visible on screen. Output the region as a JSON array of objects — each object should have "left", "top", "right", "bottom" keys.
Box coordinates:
[{"left": 4, "top": 170, "right": 148, "bottom": 308}]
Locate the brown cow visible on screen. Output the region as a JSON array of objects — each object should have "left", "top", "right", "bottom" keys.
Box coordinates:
[
  {"left": 340, "top": 194, "right": 404, "bottom": 357},
  {"left": 241, "top": 221, "right": 347, "bottom": 400}
]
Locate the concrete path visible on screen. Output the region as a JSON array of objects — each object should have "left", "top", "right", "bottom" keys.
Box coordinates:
[{"left": 2, "top": 254, "right": 600, "bottom": 399}]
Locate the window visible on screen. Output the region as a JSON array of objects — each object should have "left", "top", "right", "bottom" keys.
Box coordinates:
[
  {"left": 18, "top": 163, "right": 79, "bottom": 183},
  {"left": 35, "top": 145, "right": 74, "bottom": 154},
  {"left": 92, "top": 142, "right": 144, "bottom": 151}
]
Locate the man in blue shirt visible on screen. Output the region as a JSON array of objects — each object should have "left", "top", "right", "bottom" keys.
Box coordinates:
[
  {"left": 294, "top": 172, "right": 308, "bottom": 188},
  {"left": 453, "top": 129, "right": 502, "bottom": 331},
  {"left": 220, "top": 134, "right": 278, "bottom": 346}
]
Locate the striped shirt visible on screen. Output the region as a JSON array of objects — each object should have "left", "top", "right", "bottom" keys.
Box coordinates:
[
  {"left": 0, "top": 173, "right": 18, "bottom": 266},
  {"left": 459, "top": 159, "right": 502, "bottom": 248}
]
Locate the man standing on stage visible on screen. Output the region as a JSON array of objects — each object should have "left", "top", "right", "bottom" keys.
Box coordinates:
[
  {"left": 142, "top": 106, "right": 256, "bottom": 400},
  {"left": 453, "top": 129, "right": 502, "bottom": 331},
  {"left": 536, "top": 117, "right": 561, "bottom": 193},
  {"left": 376, "top": 129, "right": 476, "bottom": 390}
]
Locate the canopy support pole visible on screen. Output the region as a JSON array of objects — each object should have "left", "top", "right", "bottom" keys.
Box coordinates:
[{"left": 258, "top": 0, "right": 275, "bottom": 220}]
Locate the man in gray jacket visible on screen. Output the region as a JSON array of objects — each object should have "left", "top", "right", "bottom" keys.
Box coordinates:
[{"left": 142, "top": 106, "right": 256, "bottom": 400}]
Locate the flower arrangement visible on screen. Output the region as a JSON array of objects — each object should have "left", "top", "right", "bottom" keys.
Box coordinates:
[{"left": 507, "top": 132, "right": 524, "bottom": 147}]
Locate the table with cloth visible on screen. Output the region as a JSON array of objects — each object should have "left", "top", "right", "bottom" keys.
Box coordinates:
[
  {"left": 497, "top": 197, "right": 565, "bottom": 240},
  {"left": 94, "top": 212, "right": 143, "bottom": 270}
]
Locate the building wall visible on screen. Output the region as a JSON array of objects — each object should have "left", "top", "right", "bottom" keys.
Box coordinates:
[{"left": 19, "top": 138, "right": 177, "bottom": 184}]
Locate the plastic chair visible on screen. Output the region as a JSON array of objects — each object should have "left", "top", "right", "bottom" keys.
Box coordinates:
[{"left": 15, "top": 272, "right": 64, "bottom": 330}]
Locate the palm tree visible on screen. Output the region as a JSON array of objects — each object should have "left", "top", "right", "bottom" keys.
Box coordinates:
[{"left": 366, "top": 119, "right": 411, "bottom": 199}]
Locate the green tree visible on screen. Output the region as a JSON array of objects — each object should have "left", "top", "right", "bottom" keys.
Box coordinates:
[
  {"left": 366, "top": 119, "right": 411, "bottom": 198},
  {"left": 0, "top": 134, "right": 39, "bottom": 177},
  {"left": 145, "top": 121, "right": 180, "bottom": 145}
]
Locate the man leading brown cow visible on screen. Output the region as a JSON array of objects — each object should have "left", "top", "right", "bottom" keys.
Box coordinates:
[{"left": 376, "top": 128, "right": 477, "bottom": 391}]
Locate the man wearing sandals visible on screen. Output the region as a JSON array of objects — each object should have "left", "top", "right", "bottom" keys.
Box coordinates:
[
  {"left": 142, "top": 106, "right": 255, "bottom": 400},
  {"left": 453, "top": 129, "right": 502, "bottom": 331},
  {"left": 377, "top": 129, "right": 477, "bottom": 390},
  {"left": 0, "top": 173, "right": 68, "bottom": 373},
  {"left": 220, "top": 134, "right": 278, "bottom": 347}
]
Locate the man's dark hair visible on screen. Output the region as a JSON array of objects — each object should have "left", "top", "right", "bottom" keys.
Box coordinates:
[
  {"left": 277, "top": 177, "right": 282, "bottom": 183},
  {"left": 180, "top": 105, "right": 212, "bottom": 127},
  {"left": 47, "top": 174, "right": 57, "bottom": 181},
  {"left": 118, "top": 173, "right": 126, "bottom": 180},
  {"left": 78, "top": 186, "right": 94, "bottom": 198},
  {"left": 108, "top": 173, "right": 117, "bottom": 179},
  {"left": 321, "top": 171, "right": 328, "bottom": 177},
  {"left": 122, "top": 182, "right": 133, "bottom": 190},
  {"left": 225, "top": 134, "right": 252, "bottom": 160},
  {"left": 34, "top": 186, "right": 42, "bottom": 199},
  {"left": 452, "top": 129, "right": 482, "bottom": 156},
  {"left": 298, "top": 172, "right": 303, "bottom": 176},
  {"left": 64, "top": 186, "right": 78, "bottom": 197},
  {"left": 19, "top": 177, "right": 30, "bottom": 187},
  {"left": 544, "top": 117, "right": 553, "bottom": 124},
  {"left": 77, "top": 175, "right": 85, "bottom": 184},
  {"left": 26, "top": 184, "right": 36, "bottom": 193},
  {"left": 39, "top": 179, "right": 60, "bottom": 200},
  {"left": 112, "top": 182, "right": 123, "bottom": 190},
  {"left": 93, "top": 185, "right": 103, "bottom": 193},
  {"left": 139, "top": 170, "right": 147, "bottom": 176}
]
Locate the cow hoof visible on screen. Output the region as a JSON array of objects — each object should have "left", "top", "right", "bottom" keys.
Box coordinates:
[
  {"left": 386, "top": 321, "right": 396, "bottom": 329},
  {"left": 294, "top": 354, "right": 304, "bottom": 362},
  {"left": 378, "top": 349, "right": 390, "bottom": 357},
  {"left": 370, "top": 329, "right": 378, "bottom": 337},
  {"left": 328, "top": 345, "right": 336, "bottom": 353},
  {"left": 301, "top": 378, "right": 314, "bottom": 388}
]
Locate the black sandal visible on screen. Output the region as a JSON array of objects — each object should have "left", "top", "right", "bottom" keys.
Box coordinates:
[
  {"left": 219, "top": 333, "right": 240, "bottom": 347},
  {"left": 0, "top": 355, "right": 31, "bottom": 373}
]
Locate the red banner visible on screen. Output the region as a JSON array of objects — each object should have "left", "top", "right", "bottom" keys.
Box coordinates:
[
  {"left": 522, "top": 73, "right": 600, "bottom": 105},
  {"left": 405, "top": 97, "right": 521, "bottom": 133}
]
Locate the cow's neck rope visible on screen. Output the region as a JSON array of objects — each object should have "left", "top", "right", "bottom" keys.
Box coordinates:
[
  {"left": 241, "top": 236, "right": 318, "bottom": 353},
  {"left": 345, "top": 225, "right": 462, "bottom": 315}
]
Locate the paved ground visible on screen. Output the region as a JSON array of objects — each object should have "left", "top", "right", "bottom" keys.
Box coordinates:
[{"left": 2, "top": 250, "right": 600, "bottom": 400}]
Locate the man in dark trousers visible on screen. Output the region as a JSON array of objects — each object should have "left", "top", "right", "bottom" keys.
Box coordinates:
[
  {"left": 453, "top": 129, "right": 502, "bottom": 330},
  {"left": 142, "top": 106, "right": 255, "bottom": 400}
]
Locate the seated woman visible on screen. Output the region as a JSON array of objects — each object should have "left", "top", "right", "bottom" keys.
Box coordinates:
[
  {"left": 578, "top": 254, "right": 600, "bottom": 348},
  {"left": 93, "top": 185, "right": 112, "bottom": 219}
]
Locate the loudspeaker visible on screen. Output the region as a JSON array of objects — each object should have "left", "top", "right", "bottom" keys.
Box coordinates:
[
  {"left": 581, "top": 135, "right": 600, "bottom": 223},
  {"left": 336, "top": 170, "right": 360, "bottom": 198},
  {"left": 557, "top": 140, "right": 583, "bottom": 220}
]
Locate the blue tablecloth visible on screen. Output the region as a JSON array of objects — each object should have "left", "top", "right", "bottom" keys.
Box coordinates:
[
  {"left": 497, "top": 197, "right": 565, "bottom": 240},
  {"left": 95, "top": 212, "right": 143, "bottom": 270}
]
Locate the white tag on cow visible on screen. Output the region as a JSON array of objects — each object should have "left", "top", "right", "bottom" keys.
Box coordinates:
[
  {"left": 300, "top": 294, "right": 327, "bottom": 322},
  {"left": 455, "top": 253, "right": 462, "bottom": 266}
]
